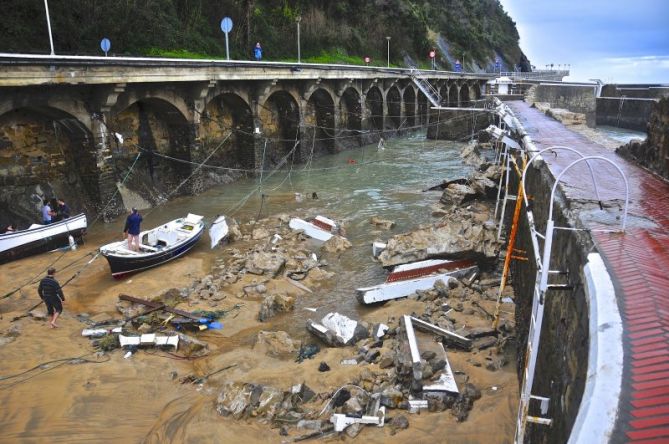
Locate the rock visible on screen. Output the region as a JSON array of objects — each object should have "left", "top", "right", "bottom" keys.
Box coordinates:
[
  {"left": 254, "top": 330, "right": 301, "bottom": 358},
  {"left": 345, "top": 423, "right": 363, "bottom": 438},
  {"left": 291, "top": 383, "right": 316, "bottom": 403},
  {"left": 177, "top": 333, "right": 209, "bottom": 356},
  {"left": 321, "top": 235, "right": 352, "bottom": 253},
  {"left": 380, "top": 388, "right": 404, "bottom": 408},
  {"left": 420, "top": 350, "right": 436, "bottom": 361},
  {"left": 389, "top": 414, "right": 410, "bottom": 434},
  {"left": 137, "top": 323, "right": 152, "bottom": 333},
  {"left": 486, "top": 354, "right": 508, "bottom": 371},
  {"left": 370, "top": 216, "right": 395, "bottom": 230},
  {"left": 332, "top": 389, "right": 351, "bottom": 408},
  {"left": 296, "top": 419, "right": 323, "bottom": 431},
  {"left": 378, "top": 211, "right": 500, "bottom": 268},
  {"left": 379, "top": 353, "right": 395, "bottom": 369},
  {"left": 430, "top": 358, "right": 446, "bottom": 372},
  {"left": 252, "top": 227, "right": 271, "bottom": 240},
  {"left": 343, "top": 397, "right": 363, "bottom": 415},
  {"left": 29, "top": 310, "right": 48, "bottom": 320},
  {"left": 318, "top": 361, "right": 331, "bottom": 372},
  {"left": 440, "top": 183, "right": 477, "bottom": 206},
  {"left": 364, "top": 349, "right": 381, "bottom": 363},
  {"left": 422, "top": 364, "right": 434, "bottom": 380},
  {"left": 253, "top": 386, "right": 285, "bottom": 418},
  {"left": 245, "top": 251, "right": 286, "bottom": 277},
  {"left": 307, "top": 267, "right": 335, "bottom": 282},
  {"left": 258, "top": 294, "right": 294, "bottom": 322},
  {"left": 279, "top": 426, "right": 289, "bottom": 436},
  {"left": 216, "top": 382, "right": 255, "bottom": 419}
]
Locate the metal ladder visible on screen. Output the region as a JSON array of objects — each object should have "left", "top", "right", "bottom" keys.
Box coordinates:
[
  {"left": 409, "top": 68, "right": 442, "bottom": 107},
  {"left": 514, "top": 153, "right": 630, "bottom": 443}
]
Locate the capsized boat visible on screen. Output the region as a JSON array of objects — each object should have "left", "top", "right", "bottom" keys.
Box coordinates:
[
  {"left": 208, "top": 214, "right": 229, "bottom": 249},
  {"left": 288, "top": 215, "right": 341, "bottom": 242},
  {"left": 0, "top": 213, "right": 87, "bottom": 264},
  {"left": 356, "top": 258, "right": 478, "bottom": 305},
  {"left": 100, "top": 213, "right": 204, "bottom": 278}
]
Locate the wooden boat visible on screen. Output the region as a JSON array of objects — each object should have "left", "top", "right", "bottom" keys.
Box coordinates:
[
  {"left": 356, "top": 258, "right": 478, "bottom": 305},
  {"left": 288, "top": 215, "right": 340, "bottom": 242},
  {"left": 100, "top": 213, "right": 204, "bottom": 278},
  {"left": 0, "top": 213, "right": 87, "bottom": 264}
]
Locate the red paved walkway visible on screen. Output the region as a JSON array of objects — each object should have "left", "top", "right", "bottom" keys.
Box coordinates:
[{"left": 508, "top": 101, "right": 669, "bottom": 443}]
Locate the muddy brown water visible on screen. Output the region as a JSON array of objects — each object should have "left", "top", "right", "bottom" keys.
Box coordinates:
[{"left": 0, "top": 133, "right": 520, "bottom": 443}]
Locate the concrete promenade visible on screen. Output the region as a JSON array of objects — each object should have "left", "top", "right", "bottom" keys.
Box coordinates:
[{"left": 508, "top": 101, "right": 669, "bottom": 442}]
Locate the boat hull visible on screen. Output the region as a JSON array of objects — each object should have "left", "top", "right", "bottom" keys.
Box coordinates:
[
  {"left": 103, "top": 228, "right": 203, "bottom": 278},
  {"left": 0, "top": 214, "right": 87, "bottom": 264}
]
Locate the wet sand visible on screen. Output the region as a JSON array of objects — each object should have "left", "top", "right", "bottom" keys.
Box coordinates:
[{"left": 0, "top": 137, "right": 518, "bottom": 443}]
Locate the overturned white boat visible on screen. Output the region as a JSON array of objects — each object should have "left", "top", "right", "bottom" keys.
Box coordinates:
[
  {"left": 0, "top": 213, "right": 87, "bottom": 264},
  {"left": 356, "top": 258, "right": 478, "bottom": 305},
  {"left": 289, "top": 215, "right": 341, "bottom": 242},
  {"left": 208, "top": 215, "right": 229, "bottom": 249}
]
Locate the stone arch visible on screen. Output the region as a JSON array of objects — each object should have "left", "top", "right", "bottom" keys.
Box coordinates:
[
  {"left": 402, "top": 86, "right": 416, "bottom": 129},
  {"left": 305, "top": 88, "right": 335, "bottom": 156},
  {"left": 459, "top": 85, "right": 471, "bottom": 107},
  {"left": 448, "top": 84, "right": 459, "bottom": 107},
  {"left": 202, "top": 92, "right": 255, "bottom": 175},
  {"left": 0, "top": 106, "right": 97, "bottom": 225},
  {"left": 365, "top": 86, "right": 384, "bottom": 132},
  {"left": 339, "top": 87, "right": 362, "bottom": 148},
  {"left": 386, "top": 86, "right": 402, "bottom": 130},
  {"left": 109, "top": 98, "right": 193, "bottom": 198},
  {"left": 259, "top": 90, "right": 300, "bottom": 167}
]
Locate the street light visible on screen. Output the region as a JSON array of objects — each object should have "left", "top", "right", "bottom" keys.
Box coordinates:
[
  {"left": 43, "top": 0, "right": 55, "bottom": 55},
  {"left": 386, "top": 36, "right": 391, "bottom": 68},
  {"left": 296, "top": 15, "right": 302, "bottom": 64}
]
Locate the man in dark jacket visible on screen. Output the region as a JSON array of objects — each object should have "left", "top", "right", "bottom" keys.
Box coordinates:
[
  {"left": 124, "top": 207, "right": 143, "bottom": 251},
  {"left": 38, "top": 267, "right": 65, "bottom": 328}
]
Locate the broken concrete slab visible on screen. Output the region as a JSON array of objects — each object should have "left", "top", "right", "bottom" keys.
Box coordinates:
[
  {"left": 409, "top": 316, "right": 472, "bottom": 350},
  {"left": 307, "top": 312, "right": 369, "bottom": 347}
]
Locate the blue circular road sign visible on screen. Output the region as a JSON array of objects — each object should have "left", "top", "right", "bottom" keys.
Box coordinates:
[
  {"left": 100, "top": 38, "right": 111, "bottom": 53},
  {"left": 220, "top": 17, "right": 233, "bottom": 33}
]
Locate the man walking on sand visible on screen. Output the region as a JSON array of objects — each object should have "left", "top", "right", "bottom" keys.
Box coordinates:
[
  {"left": 124, "top": 207, "right": 142, "bottom": 252},
  {"left": 38, "top": 268, "right": 65, "bottom": 328}
]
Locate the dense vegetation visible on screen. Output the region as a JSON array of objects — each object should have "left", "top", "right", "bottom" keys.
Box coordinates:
[{"left": 0, "top": 0, "right": 529, "bottom": 71}]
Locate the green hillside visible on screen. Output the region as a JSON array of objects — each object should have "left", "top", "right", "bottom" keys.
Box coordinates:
[{"left": 0, "top": 0, "right": 530, "bottom": 71}]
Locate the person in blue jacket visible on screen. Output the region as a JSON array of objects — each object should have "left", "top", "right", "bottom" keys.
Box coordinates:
[
  {"left": 254, "top": 42, "right": 263, "bottom": 61},
  {"left": 123, "top": 207, "right": 143, "bottom": 252}
]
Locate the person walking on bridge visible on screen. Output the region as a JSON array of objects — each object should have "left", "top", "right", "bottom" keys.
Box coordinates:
[
  {"left": 38, "top": 267, "right": 65, "bottom": 328},
  {"left": 254, "top": 42, "right": 263, "bottom": 61}
]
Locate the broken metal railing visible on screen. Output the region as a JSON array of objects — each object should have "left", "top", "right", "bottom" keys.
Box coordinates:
[
  {"left": 409, "top": 68, "right": 442, "bottom": 107},
  {"left": 515, "top": 155, "right": 629, "bottom": 443}
]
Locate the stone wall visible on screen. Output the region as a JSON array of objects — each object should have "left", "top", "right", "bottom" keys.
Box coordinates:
[
  {"left": 527, "top": 84, "right": 597, "bottom": 125},
  {"left": 596, "top": 97, "right": 656, "bottom": 132},
  {"left": 427, "top": 109, "right": 493, "bottom": 140},
  {"left": 600, "top": 84, "right": 669, "bottom": 99},
  {"left": 505, "top": 156, "right": 592, "bottom": 443},
  {"left": 616, "top": 97, "right": 669, "bottom": 178}
]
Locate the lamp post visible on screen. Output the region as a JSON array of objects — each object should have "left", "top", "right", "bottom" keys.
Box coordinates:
[
  {"left": 296, "top": 15, "right": 302, "bottom": 64},
  {"left": 386, "top": 36, "right": 391, "bottom": 68},
  {"left": 43, "top": 0, "right": 55, "bottom": 55}
]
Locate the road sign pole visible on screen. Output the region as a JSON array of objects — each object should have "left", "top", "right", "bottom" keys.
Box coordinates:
[
  {"left": 225, "top": 33, "right": 230, "bottom": 60},
  {"left": 43, "top": 0, "right": 55, "bottom": 55}
]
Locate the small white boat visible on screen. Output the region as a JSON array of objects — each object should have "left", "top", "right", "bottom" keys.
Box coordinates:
[
  {"left": 288, "top": 215, "right": 341, "bottom": 242},
  {"left": 356, "top": 258, "right": 478, "bottom": 305},
  {"left": 208, "top": 215, "right": 229, "bottom": 248},
  {"left": 100, "top": 213, "right": 204, "bottom": 277},
  {"left": 0, "top": 213, "right": 87, "bottom": 264}
]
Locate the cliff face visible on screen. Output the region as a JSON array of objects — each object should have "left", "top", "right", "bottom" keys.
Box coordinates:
[
  {"left": 616, "top": 97, "right": 669, "bottom": 179},
  {"left": 0, "top": 0, "right": 528, "bottom": 71}
]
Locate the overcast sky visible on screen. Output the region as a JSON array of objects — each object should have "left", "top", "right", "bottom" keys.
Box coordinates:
[{"left": 498, "top": 0, "right": 669, "bottom": 83}]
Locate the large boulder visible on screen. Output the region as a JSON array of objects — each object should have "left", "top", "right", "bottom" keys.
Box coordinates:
[
  {"left": 258, "top": 293, "right": 295, "bottom": 322},
  {"left": 321, "top": 235, "right": 352, "bottom": 253},
  {"left": 253, "top": 330, "right": 301, "bottom": 358},
  {"left": 378, "top": 212, "right": 500, "bottom": 268},
  {"left": 245, "top": 251, "right": 286, "bottom": 277}
]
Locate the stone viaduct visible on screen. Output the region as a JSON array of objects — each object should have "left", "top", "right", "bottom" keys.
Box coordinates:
[{"left": 0, "top": 55, "right": 491, "bottom": 223}]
